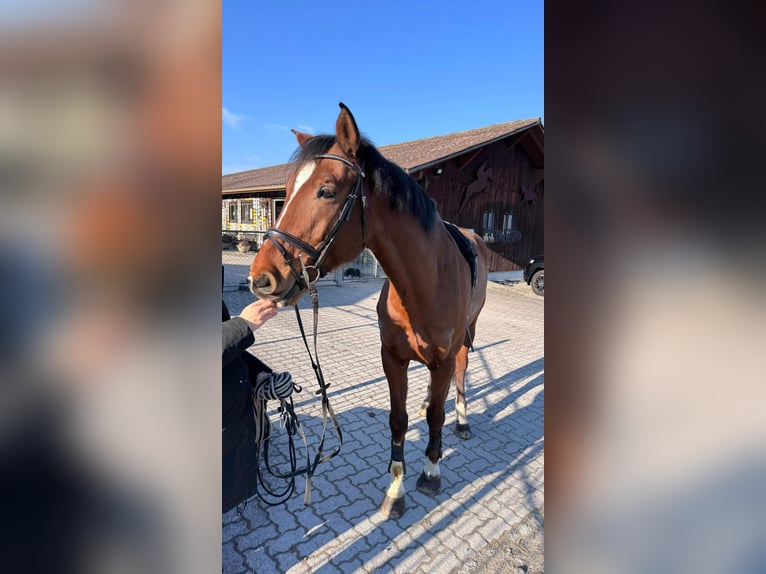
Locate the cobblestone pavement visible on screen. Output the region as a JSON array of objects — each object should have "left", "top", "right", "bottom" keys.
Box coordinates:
[{"left": 223, "top": 276, "right": 544, "bottom": 574}]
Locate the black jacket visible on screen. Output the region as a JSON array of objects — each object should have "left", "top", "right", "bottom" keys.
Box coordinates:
[{"left": 222, "top": 301, "right": 271, "bottom": 513}]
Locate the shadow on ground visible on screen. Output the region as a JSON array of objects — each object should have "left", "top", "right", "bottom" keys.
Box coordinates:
[{"left": 223, "top": 357, "right": 544, "bottom": 573}]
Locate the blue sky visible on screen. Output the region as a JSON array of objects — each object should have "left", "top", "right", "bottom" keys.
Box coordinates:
[{"left": 223, "top": 1, "right": 543, "bottom": 174}]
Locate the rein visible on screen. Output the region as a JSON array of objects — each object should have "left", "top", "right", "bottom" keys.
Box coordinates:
[
  {"left": 249, "top": 293, "right": 344, "bottom": 506},
  {"left": 254, "top": 153, "right": 367, "bottom": 505}
]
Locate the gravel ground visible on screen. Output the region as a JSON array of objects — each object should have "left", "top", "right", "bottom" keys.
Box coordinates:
[
  {"left": 492, "top": 279, "right": 543, "bottom": 300},
  {"left": 454, "top": 507, "right": 544, "bottom": 574}
]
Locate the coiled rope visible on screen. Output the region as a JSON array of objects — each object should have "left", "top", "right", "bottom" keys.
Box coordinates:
[
  {"left": 250, "top": 371, "right": 310, "bottom": 506},
  {"left": 253, "top": 371, "right": 299, "bottom": 442}
]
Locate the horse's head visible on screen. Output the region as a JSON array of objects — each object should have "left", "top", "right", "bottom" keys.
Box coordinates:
[{"left": 249, "top": 103, "right": 369, "bottom": 305}]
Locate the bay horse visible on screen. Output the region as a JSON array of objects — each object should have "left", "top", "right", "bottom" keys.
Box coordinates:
[{"left": 249, "top": 103, "right": 488, "bottom": 518}]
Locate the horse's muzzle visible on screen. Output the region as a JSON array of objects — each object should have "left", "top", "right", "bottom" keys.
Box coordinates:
[
  {"left": 247, "top": 273, "right": 277, "bottom": 297},
  {"left": 250, "top": 272, "right": 276, "bottom": 294},
  {"left": 248, "top": 272, "right": 302, "bottom": 306}
]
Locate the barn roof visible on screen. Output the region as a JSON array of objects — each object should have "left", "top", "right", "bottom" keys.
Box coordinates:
[{"left": 222, "top": 117, "right": 542, "bottom": 193}]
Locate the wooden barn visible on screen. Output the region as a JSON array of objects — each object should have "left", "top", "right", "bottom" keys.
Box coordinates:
[{"left": 222, "top": 118, "right": 544, "bottom": 274}]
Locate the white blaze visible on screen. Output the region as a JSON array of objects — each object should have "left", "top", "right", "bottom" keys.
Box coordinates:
[{"left": 276, "top": 160, "right": 315, "bottom": 227}]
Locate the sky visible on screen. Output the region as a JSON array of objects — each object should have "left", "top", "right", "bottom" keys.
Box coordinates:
[{"left": 223, "top": 1, "right": 543, "bottom": 175}]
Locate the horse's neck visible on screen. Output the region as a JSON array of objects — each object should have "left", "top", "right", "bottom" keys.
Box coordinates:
[{"left": 368, "top": 214, "right": 442, "bottom": 308}]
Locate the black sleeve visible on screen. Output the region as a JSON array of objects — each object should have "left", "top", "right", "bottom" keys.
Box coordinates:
[{"left": 222, "top": 317, "right": 254, "bottom": 368}]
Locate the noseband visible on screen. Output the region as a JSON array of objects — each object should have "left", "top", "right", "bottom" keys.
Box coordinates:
[{"left": 264, "top": 154, "right": 367, "bottom": 292}]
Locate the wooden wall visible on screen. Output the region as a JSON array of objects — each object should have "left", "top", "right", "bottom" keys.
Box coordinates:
[{"left": 415, "top": 133, "right": 544, "bottom": 272}]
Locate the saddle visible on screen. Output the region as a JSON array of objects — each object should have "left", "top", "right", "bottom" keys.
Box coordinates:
[{"left": 443, "top": 221, "right": 478, "bottom": 292}]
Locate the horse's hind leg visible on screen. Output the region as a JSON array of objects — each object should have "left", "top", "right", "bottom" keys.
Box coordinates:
[
  {"left": 454, "top": 343, "right": 471, "bottom": 439},
  {"left": 454, "top": 318, "right": 477, "bottom": 439},
  {"left": 421, "top": 346, "right": 470, "bottom": 434},
  {"left": 419, "top": 383, "right": 432, "bottom": 417},
  {"left": 380, "top": 346, "right": 409, "bottom": 519},
  {"left": 416, "top": 358, "right": 455, "bottom": 496}
]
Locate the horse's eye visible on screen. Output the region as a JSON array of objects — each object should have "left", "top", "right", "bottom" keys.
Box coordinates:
[{"left": 318, "top": 187, "right": 336, "bottom": 199}]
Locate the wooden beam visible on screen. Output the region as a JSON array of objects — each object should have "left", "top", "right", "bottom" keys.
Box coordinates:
[{"left": 459, "top": 149, "right": 483, "bottom": 171}]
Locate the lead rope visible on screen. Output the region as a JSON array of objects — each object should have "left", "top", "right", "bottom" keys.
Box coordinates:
[
  {"left": 292, "top": 262, "right": 344, "bottom": 504},
  {"left": 248, "top": 281, "right": 343, "bottom": 507}
]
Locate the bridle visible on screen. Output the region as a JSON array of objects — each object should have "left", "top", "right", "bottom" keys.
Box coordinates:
[
  {"left": 263, "top": 153, "right": 367, "bottom": 295},
  {"left": 252, "top": 153, "right": 367, "bottom": 505}
]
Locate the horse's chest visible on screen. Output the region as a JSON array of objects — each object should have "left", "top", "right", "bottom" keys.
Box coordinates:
[
  {"left": 381, "top": 318, "right": 452, "bottom": 364},
  {"left": 378, "top": 285, "right": 457, "bottom": 364}
]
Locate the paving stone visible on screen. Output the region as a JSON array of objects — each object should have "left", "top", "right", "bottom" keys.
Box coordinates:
[
  {"left": 222, "top": 543, "right": 247, "bottom": 574},
  {"left": 222, "top": 516, "right": 251, "bottom": 540},
  {"left": 238, "top": 518, "right": 279, "bottom": 546},
  {"left": 263, "top": 531, "right": 303, "bottom": 555},
  {"left": 313, "top": 559, "right": 345, "bottom": 574},
  {"left": 357, "top": 541, "right": 400, "bottom": 573},
  {"left": 242, "top": 546, "right": 278, "bottom": 573},
  {"left": 335, "top": 555, "right": 365, "bottom": 573},
  {"left": 227, "top": 527, "right": 253, "bottom": 550}
]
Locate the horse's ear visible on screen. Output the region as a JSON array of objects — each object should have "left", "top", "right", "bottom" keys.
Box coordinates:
[
  {"left": 336, "top": 102, "right": 360, "bottom": 160},
  {"left": 291, "top": 128, "right": 312, "bottom": 147}
]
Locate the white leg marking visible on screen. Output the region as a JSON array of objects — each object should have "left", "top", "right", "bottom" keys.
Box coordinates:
[
  {"left": 456, "top": 401, "right": 468, "bottom": 425},
  {"left": 420, "top": 384, "right": 432, "bottom": 416},
  {"left": 423, "top": 458, "right": 441, "bottom": 479},
  {"left": 386, "top": 461, "right": 406, "bottom": 498},
  {"left": 276, "top": 161, "right": 315, "bottom": 227}
]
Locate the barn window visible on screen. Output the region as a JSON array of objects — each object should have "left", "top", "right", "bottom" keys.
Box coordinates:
[
  {"left": 482, "top": 210, "right": 496, "bottom": 232},
  {"left": 482, "top": 211, "right": 498, "bottom": 233},
  {"left": 502, "top": 213, "right": 514, "bottom": 232},
  {"left": 240, "top": 200, "right": 253, "bottom": 224},
  {"left": 481, "top": 210, "right": 500, "bottom": 243},
  {"left": 228, "top": 202, "right": 238, "bottom": 222}
]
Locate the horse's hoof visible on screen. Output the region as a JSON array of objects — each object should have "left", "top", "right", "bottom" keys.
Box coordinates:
[
  {"left": 419, "top": 403, "right": 429, "bottom": 417},
  {"left": 380, "top": 495, "right": 405, "bottom": 519},
  {"left": 455, "top": 423, "right": 472, "bottom": 440},
  {"left": 416, "top": 472, "right": 442, "bottom": 495}
]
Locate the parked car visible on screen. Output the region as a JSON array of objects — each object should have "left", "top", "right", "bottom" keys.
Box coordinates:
[{"left": 523, "top": 255, "right": 544, "bottom": 296}]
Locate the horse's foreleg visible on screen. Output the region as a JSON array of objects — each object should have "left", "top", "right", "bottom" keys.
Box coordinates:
[
  {"left": 454, "top": 343, "right": 471, "bottom": 439},
  {"left": 416, "top": 358, "right": 455, "bottom": 496},
  {"left": 380, "top": 346, "right": 409, "bottom": 519}
]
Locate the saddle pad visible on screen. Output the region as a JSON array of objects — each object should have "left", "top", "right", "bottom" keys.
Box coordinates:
[{"left": 443, "top": 221, "right": 478, "bottom": 290}]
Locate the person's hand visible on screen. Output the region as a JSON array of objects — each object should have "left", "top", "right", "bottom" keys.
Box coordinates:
[{"left": 238, "top": 299, "right": 279, "bottom": 332}]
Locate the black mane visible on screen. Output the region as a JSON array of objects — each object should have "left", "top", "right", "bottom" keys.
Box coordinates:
[{"left": 290, "top": 135, "right": 437, "bottom": 231}]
